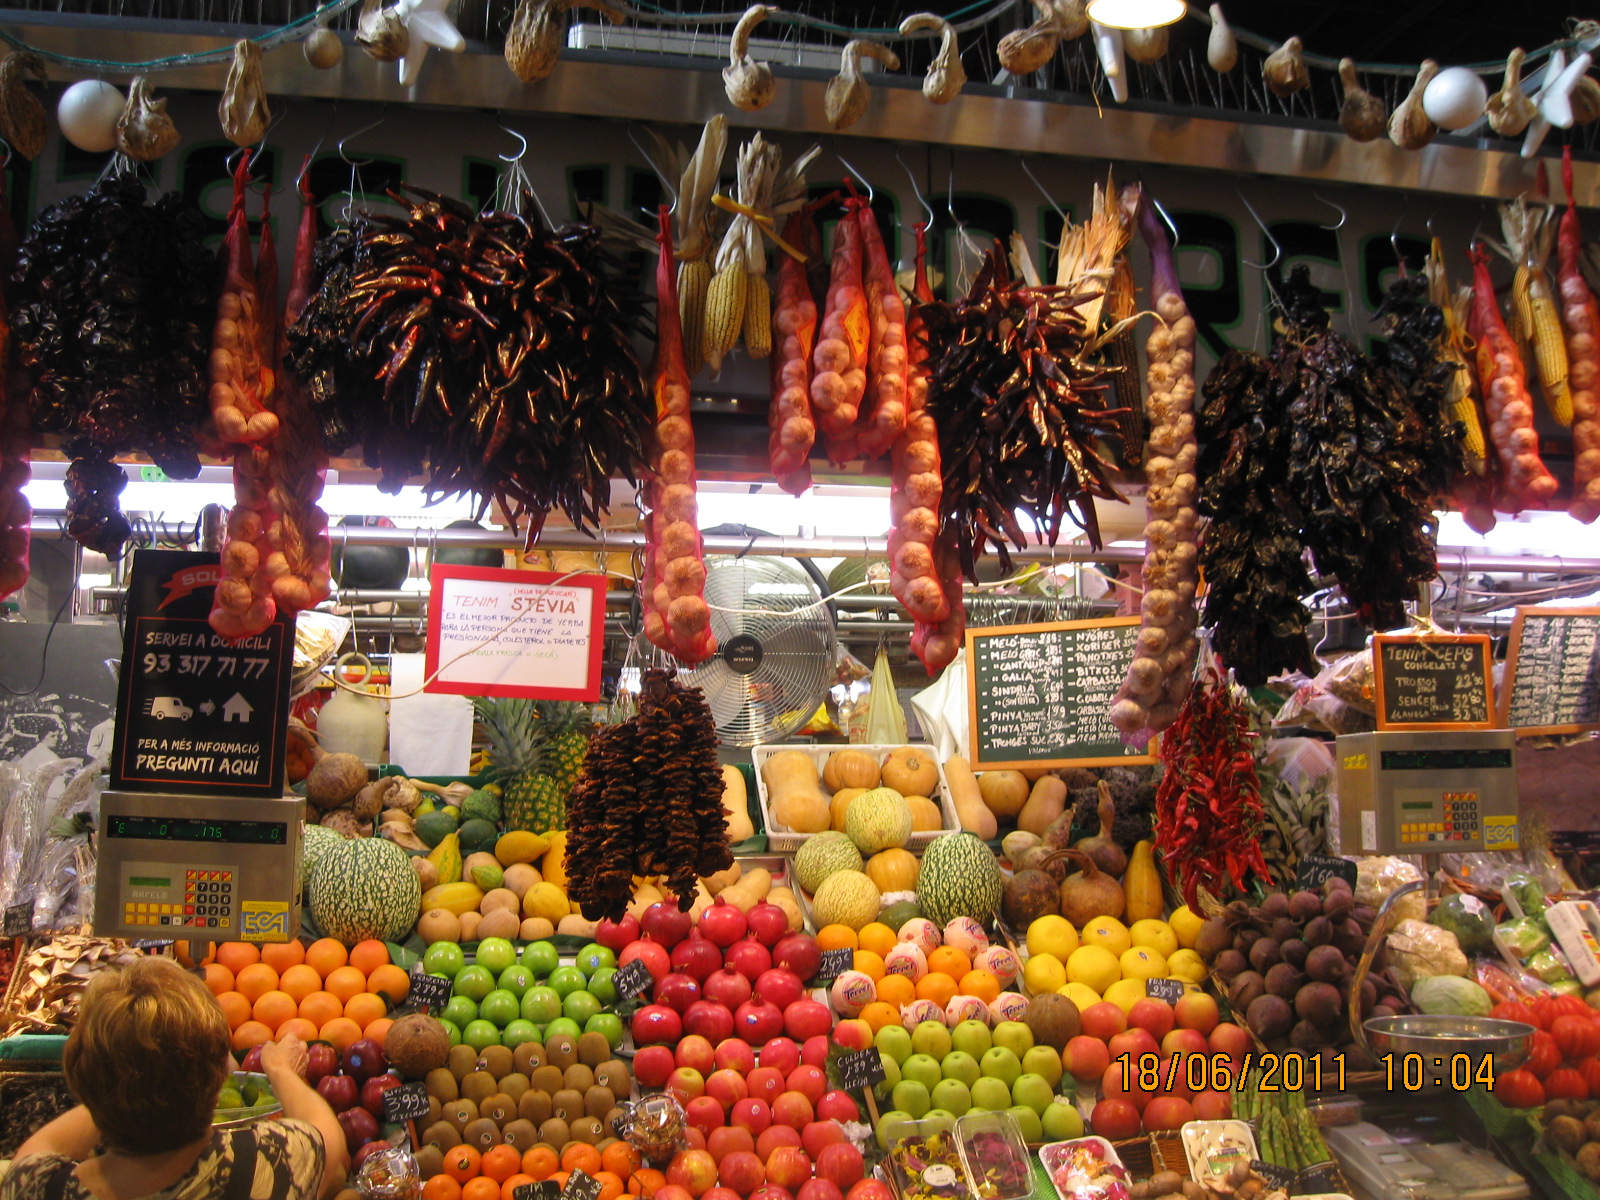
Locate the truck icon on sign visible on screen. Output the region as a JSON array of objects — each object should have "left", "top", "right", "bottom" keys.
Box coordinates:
[{"left": 144, "top": 697, "right": 193, "bottom": 721}]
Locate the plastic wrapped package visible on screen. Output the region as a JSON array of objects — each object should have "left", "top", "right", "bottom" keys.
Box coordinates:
[
  {"left": 1355, "top": 856, "right": 1425, "bottom": 923},
  {"left": 1525, "top": 949, "right": 1576, "bottom": 986},
  {"left": 1495, "top": 916, "right": 1552, "bottom": 960},
  {"left": 0, "top": 758, "right": 103, "bottom": 929},
  {"left": 1387, "top": 918, "right": 1470, "bottom": 988},
  {"left": 1430, "top": 893, "right": 1495, "bottom": 955},
  {"left": 1503, "top": 872, "right": 1550, "bottom": 920},
  {"left": 355, "top": 1143, "right": 421, "bottom": 1200}
]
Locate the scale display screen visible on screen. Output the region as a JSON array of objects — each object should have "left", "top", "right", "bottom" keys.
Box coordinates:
[
  {"left": 1379, "top": 748, "right": 1515, "bottom": 771},
  {"left": 106, "top": 816, "right": 288, "bottom": 845}
]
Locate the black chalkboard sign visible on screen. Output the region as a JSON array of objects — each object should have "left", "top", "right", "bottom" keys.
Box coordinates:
[
  {"left": 1250, "top": 1161, "right": 1295, "bottom": 1190},
  {"left": 562, "top": 1168, "right": 604, "bottom": 1200},
  {"left": 613, "top": 958, "right": 654, "bottom": 1002},
  {"left": 1502, "top": 607, "right": 1600, "bottom": 735},
  {"left": 815, "top": 949, "right": 853, "bottom": 982},
  {"left": 408, "top": 968, "right": 452, "bottom": 1012},
  {"left": 965, "top": 618, "right": 1156, "bottom": 769},
  {"left": 1295, "top": 854, "right": 1358, "bottom": 890},
  {"left": 1373, "top": 635, "right": 1494, "bottom": 731},
  {"left": 836, "top": 1048, "right": 887, "bottom": 1092},
  {"left": 514, "top": 1184, "right": 562, "bottom": 1200},
  {"left": 382, "top": 1082, "right": 430, "bottom": 1122},
  {"left": 1146, "top": 978, "right": 1185, "bottom": 1004},
  {"left": 3, "top": 903, "right": 30, "bottom": 937},
  {"left": 1295, "top": 1163, "right": 1343, "bottom": 1194}
]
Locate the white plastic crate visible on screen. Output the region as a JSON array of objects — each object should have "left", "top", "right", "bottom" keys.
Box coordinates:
[{"left": 750, "top": 743, "right": 958, "bottom": 853}]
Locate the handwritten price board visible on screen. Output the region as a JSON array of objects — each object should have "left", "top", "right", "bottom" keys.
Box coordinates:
[
  {"left": 814, "top": 949, "right": 854, "bottom": 982},
  {"left": 562, "top": 1169, "right": 604, "bottom": 1200},
  {"left": 1373, "top": 634, "right": 1494, "bottom": 731},
  {"left": 1294, "top": 853, "right": 1358, "bottom": 890},
  {"left": 425, "top": 565, "right": 606, "bottom": 701},
  {"left": 612, "top": 958, "right": 654, "bottom": 1002},
  {"left": 1146, "top": 977, "right": 1186, "bottom": 1003},
  {"left": 382, "top": 1082, "right": 430, "bottom": 1122},
  {"left": 836, "top": 1048, "right": 887, "bottom": 1092},
  {"left": 408, "top": 968, "right": 452, "bottom": 1012},
  {"left": 1501, "top": 607, "right": 1600, "bottom": 735}
]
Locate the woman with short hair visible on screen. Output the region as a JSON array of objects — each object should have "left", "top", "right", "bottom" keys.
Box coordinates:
[{"left": 2, "top": 956, "right": 347, "bottom": 1200}]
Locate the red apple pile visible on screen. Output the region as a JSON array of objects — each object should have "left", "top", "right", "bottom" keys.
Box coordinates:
[
  {"left": 1491, "top": 993, "right": 1600, "bottom": 1110},
  {"left": 243, "top": 1035, "right": 400, "bottom": 1166}
]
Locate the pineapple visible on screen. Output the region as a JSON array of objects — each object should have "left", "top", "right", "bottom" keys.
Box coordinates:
[{"left": 474, "top": 698, "right": 592, "bottom": 833}]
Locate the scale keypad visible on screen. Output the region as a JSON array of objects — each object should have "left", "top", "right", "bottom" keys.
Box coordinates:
[
  {"left": 1400, "top": 792, "right": 1480, "bottom": 845},
  {"left": 122, "top": 866, "right": 234, "bottom": 930}
]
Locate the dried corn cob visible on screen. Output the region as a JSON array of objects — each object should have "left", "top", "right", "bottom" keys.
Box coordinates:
[
  {"left": 1498, "top": 197, "right": 1572, "bottom": 426},
  {"left": 1425, "top": 238, "right": 1487, "bottom": 473},
  {"left": 639, "top": 117, "right": 727, "bottom": 379},
  {"left": 678, "top": 258, "right": 712, "bottom": 375},
  {"left": 703, "top": 257, "right": 746, "bottom": 373},
  {"left": 744, "top": 272, "right": 771, "bottom": 359}
]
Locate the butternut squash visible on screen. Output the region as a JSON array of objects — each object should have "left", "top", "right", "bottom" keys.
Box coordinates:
[
  {"left": 1017, "top": 774, "right": 1067, "bottom": 836},
  {"left": 978, "top": 769, "right": 1030, "bottom": 817},
  {"left": 824, "top": 749, "right": 881, "bottom": 791},
  {"left": 1124, "top": 839, "right": 1163, "bottom": 922},
  {"left": 702, "top": 860, "right": 743, "bottom": 895},
  {"left": 718, "top": 866, "right": 772, "bottom": 910},
  {"left": 830, "top": 786, "right": 868, "bottom": 830},
  {"left": 762, "top": 750, "right": 831, "bottom": 833},
  {"left": 881, "top": 747, "right": 938, "bottom": 795},
  {"left": 721, "top": 763, "right": 755, "bottom": 843},
  {"left": 944, "top": 754, "right": 997, "bottom": 839}
]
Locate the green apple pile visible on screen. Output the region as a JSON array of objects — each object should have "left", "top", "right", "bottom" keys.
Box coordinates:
[{"left": 419, "top": 937, "right": 624, "bottom": 1052}]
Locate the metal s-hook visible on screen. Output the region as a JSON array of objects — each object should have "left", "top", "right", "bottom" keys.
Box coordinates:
[
  {"left": 894, "top": 144, "right": 934, "bottom": 228},
  {"left": 1150, "top": 195, "right": 1181, "bottom": 250},
  {"left": 1020, "top": 157, "right": 1066, "bottom": 224},
  {"left": 837, "top": 153, "right": 873, "bottom": 203},
  {"left": 497, "top": 124, "right": 528, "bottom": 164},
  {"left": 339, "top": 116, "right": 385, "bottom": 168},
  {"left": 1237, "top": 193, "right": 1281, "bottom": 270},
  {"left": 1311, "top": 191, "right": 1347, "bottom": 231}
]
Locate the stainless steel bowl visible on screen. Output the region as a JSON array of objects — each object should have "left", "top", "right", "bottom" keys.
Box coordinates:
[
  {"left": 213, "top": 1071, "right": 283, "bottom": 1130},
  {"left": 1363, "top": 1015, "right": 1536, "bottom": 1081}
]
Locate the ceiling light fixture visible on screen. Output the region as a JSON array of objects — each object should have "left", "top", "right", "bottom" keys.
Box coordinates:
[{"left": 1085, "top": 0, "right": 1186, "bottom": 30}]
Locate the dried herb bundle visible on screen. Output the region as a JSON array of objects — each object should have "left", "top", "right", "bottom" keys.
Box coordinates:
[{"left": 564, "top": 668, "right": 731, "bottom": 921}]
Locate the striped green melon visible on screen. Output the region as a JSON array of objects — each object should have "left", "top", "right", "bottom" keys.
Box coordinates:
[
  {"left": 301, "top": 823, "right": 342, "bottom": 895},
  {"left": 309, "top": 835, "right": 422, "bottom": 945},
  {"left": 916, "top": 831, "right": 1003, "bottom": 928}
]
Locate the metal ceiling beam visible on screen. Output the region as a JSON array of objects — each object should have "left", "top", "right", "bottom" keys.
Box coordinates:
[{"left": 0, "top": 9, "right": 1587, "bottom": 203}]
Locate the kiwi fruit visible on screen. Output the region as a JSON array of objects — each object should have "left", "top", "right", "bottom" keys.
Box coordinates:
[
  {"left": 442, "top": 1098, "right": 479, "bottom": 1132},
  {"left": 513, "top": 1043, "right": 546, "bottom": 1075},
  {"left": 552, "top": 1088, "right": 586, "bottom": 1122},
  {"left": 585, "top": 1085, "right": 616, "bottom": 1119},
  {"left": 546, "top": 1034, "right": 578, "bottom": 1071},
  {"left": 426, "top": 1068, "right": 459, "bottom": 1102},
  {"left": 462, "top": 1117, "right": 501, "bottom": 1151},
  {"left": 605, "top": 1106, "right": 625, "bottom": 1132},
  {"left": 449, "top": 1044, "right": 480, "bottom": 1080},
  {"left": 540, "top": 1118, "right": 571, "bottom": 1147},
  {"left": 414, "top": 1144, "right": 444, "bottom": 1180},
  {"left": 595, "top": 1137, "right": 618, "bottom": 1155},
  {"left": 422, "top": 1120, "right": 461, "bottom": 1150},
  {"left": 461, "top": 1071, "right": 498, "bottom": 1104},
  {"left": 518, "top": 1090, "right": 553, "bottom": 1125},
  {"left": 570, "top": 1116, "right": 603, "bottom": 1144},
  {"left": 595, "top": 1060, "right": 631, "bottom": 1094},
  {"left": 531, "top": 1065, "right": 565, "bottom": 1094},
  {"left": 502, "top": 1119, "right": 539, "bottom": 1153},
  {"left": 564, "top": 1064, "right": 596, "bottom": 1093},
  {"left": 480, "top": 1045, "right": 515, "bottom": 1078},
  {"left": 480, "top": 1093, "right": 517, "bottom": 1125},
  {"left": 427, "top": 1096, "right": 443, "bottom": 1126},
  {"left": 577, "top": 1031, "right": 611, "bottom": 1066},
  {"left": 498, "top": 1073, "right": 530, "bottom": 1103}
]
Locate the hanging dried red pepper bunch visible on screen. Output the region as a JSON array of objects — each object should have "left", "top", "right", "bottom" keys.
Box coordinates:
[
  {"left": 1153, "top": 650, "right": 1274, "bottom": 911},
  {"left": 564, "top": 667, "right": 731, "bottom": 921}
]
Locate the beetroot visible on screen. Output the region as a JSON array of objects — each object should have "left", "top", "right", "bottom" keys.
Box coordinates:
[
  {"left": 1304, "top": 944, "right": 1349, "bottom": 985},
  {"left": 1295, "top": 981, "right": 1343, "bottom": 1026},
  {"left": 1245, "top": 994, "right": 1293, "bottom": 1040}
]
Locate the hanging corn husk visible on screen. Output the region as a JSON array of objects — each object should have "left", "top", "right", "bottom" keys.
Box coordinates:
[
  {"left": 1338, "top": 58, "right": 1386, "bottom": 142},
  {"left": 723, "top": 5, "right": 778, "bottom": 111},
  {"left": 998, "top": 0, "right": 1065, "bottom": 77},
  {"left": 1263, "top": 36, "right": 1308, "bottom": 97},
  {"left": 641, "top": 117, "right": 728, "bottom": 376},
  {"left": 0, "top": 52, "right": 47, "bottom": 160},
  {"left": 304, "top": 26, "right": 344, "bottom": 69},
  {"left": 1206, "top": 4, "right": 1236, "bottom": 73},
  {"left": 900, "top": 13, "right": 965, "bottom": 103},
  {"left": 355, "top": 0, "right": 408, "bottom": 62},
  {"left": 218, "top": 40, "right": 271, "bottom": 147},
  {"left": 506, "top": 0, "right": 623, "bottom": 84},
  {"left": 1123, "top": 25, "right": 1168, "bottom": 64},
  {"left": 703, "top": 135, "right": 779, "bottom": 373},
  {"left": 114, "top": 77, "right": 179, "bottom": 161},
  {"left": 1487, "top": 48, "right": 1536, "bottom": 137},
  {"left": 1389, "top": 60, "right": 1439, "bottom": 150},
  {"left": 824, "top": 39, "right": 899, "bottom": 131}
]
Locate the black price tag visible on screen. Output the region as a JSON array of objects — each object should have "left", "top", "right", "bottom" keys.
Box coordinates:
[
  {"left": 836, "top": 1048, "right": 887, "bottom": 1092},
  {"left": 382, "top": 1082, "right": 429, "bottom": 1122},
  {"left": 1295, "top": 854, "right": 1358, "bottom": 890},
  {"left": 1249, "top": 1161, "right": 1294, "bottom": 1190},
  {"left": 1295, "top": 1162, "right": 1342, "bottom": 1194},
  {"left": 4, "top": 903, "right": 30, "bottom": 937},
  {"left": 814, "top": 949, "right": 853, "bottom": 982},
  {"left": 562, "top": 1168, "right": 604, "bottom": 1200},
  {"left": 613, "top": 958, "right": 654, "bottom": 1002},
  {"left": 1146, "top": 977, "right": 1186, "bottom": 1004},
  {"left": 408, "top": 967, "right": 452, "bottom": 1011},
  {"left": 514, "top": 1184, "right": 562, "bottom": 1200}
]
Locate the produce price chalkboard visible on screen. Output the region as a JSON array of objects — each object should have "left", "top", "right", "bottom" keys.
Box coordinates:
[
  {"left": 514, "top": 1183, "right": 562, "bottom": 1200},
  {"left": 836, "top": 1048, "right": 886, "bottom": 1092},
  {"left": 3, "top": 903, "right": 29, "bottom": 937},
  {"left": 1373, "top": 635, "right": 1495, "bottom": 731},
  {"left": 814, "top": 949, "right": 853, "bottom": 982},
  {"left": 613, "top": 958, "right": 654, "bottom": 1001},
  {"left": 562, "top": 1169, "right": 604, "bottom": 1200},
  {"left": 1501, "top": 607, "right": 1600, "bottom": 735},
  {"left": 1294, "top": 854, "right": 1358, "bottom": 890},
  {"left": 1146, "top": 978, "right": 1186, "bottom": 1003},
  {"left": 382, "top": 1082, "right": 429, "bottom": 1122},
  {"left": 408, "top": 968, "right": 452, "bottom": 1011},
  {"left": 965, "top": 618, "right": 1155, "bottom": 769},
  {"left": 1251, "top": 1162, "right": 1295, "bottom": 1190}
]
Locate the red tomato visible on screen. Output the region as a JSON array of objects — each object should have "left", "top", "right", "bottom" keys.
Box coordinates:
[
  {"left": 1546, "top": 1067, "right": 1590, "bottom": 1101},
  {"left": 1531, "top": 995, "right": 1560, "bottom": 1030},
  {"left": 1553, "top": 1015, "right": 1600, "bottom": 1061},
  {"left": 1490, "top": 1000, "right": 1535, "bottom": 1025},
  {"left": 1495, "top": 1068, "right": 1546, "bottom": 1109},
  {"left": 1554, "top": 996, "right": 1594, "bottom": 1022},
  {"left": 1577, "top": 1057, "right": 1600, "bottom": 1097},
  {"left": 1525, "top": 1031, "right": 1563, "bottom": 1079}
]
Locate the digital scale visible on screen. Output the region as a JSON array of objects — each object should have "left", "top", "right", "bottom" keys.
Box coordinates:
[
  {"left": 1333, "top": 730, "right": 1520, "bottom": 856},
  {"left": 1325, "top": 1123, "right": 1529, "bottom": 1200},
  {"left": 94, "top": 791, "right": 304, "bottom": 944}
]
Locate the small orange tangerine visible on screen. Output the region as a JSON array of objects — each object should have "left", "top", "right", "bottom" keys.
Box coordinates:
[
  {"left": 215, "top": 991, "right": 252, "bottom": 1030},
  {"left": 601, "top": 1143, "right": 640, "bottom": 1178},
  {"left": 424, "top": 1176, "right": 463, "bottom": 1200},
  {"left": 298, "top": 991, "right": 343, "bottom": 1028},
  {"left": 851, "top": 950, "right": 886, "bottom": 982},
  {"left": 260, "top": 940, "right": 306, "bottom": 974},
  {"left": 857, "top": 923, "right": 896, "bottom": 958},
  {"left": 480, "top": 1146, "right": 524, "bottom": 1184},
  {"left": 463, "top": 1178, "right": 501, "bottom": 1200},
  {"left": 214, "top": 942, "right": 260, "bottom": 974},
  {"left": 349, "top": 939, "right": 391, "bottom": 976},
  {"left": 858, "top": 1001, "right": 900, "bottom": 1033},
  {"left": 501, "top": 1176, "right": 536, "bottom": 1200},
  {"left": 305, "top": 938, "right": 348, "bottom": 977},
  {"left": 231, "top": 1020, "right": 273, "bottom": 1053},
  {"left": 560, "top": 1145, "right": 602, "bottom": 1177},
  {"left": 548, "top": 1173, "right": 570, "bottom": 1191},
  {"left": 275, "top": 1017, "right": 320, "bottom": 1042},
  {"left": 367, "top": 964, "right": 411, "bottom": 1003},
  {"left": 592, "top": 1171, "right": 625, "bottom": 1200},
  {"left": 252, "top": 990, "right": 298, "bottom": 1030},
  {"left": 443, "top": 1145, "right": 482, "bottom": 1184},
  {"left": 927, "top": 947, "right": 971, "bottom": 979},
  {"left": 233, "top": 962, "right": 280, "bottom": 1004},
  {"left": 279, "top": 964, "right": 323, "bottom": 1004},
  {"left": 627, "top": 1169, "right": 665, "bottom": 1197},
  {"left": 203, "top": 963, "right": 235, "bottom": 997},
  {"left": 816, "top": 925, "right": 859, "bottom": 952},
  {"left": 958, "top": 969, "right": 1000, "bottom": 1004},
  {"left": 363, "top": 1017, "right": 394, "bottom": 1047},
  {"left": 874, "top": 974, "right": 915, "bottom": 1010},
  {"left": 319, "top": 1016, "right": 364, "bottom": 1052},
  {"left": 324, "top": 965, "right": 367, "bottom": 1004},
  {"left": 521, "top": 1147, "right": 559, "bottom": 1181},
  {"left": 344, "top": 992, "right": 388, "bottom": 1029},
  {"left": 915, "top": 973, "right": 958, "bottom": 1008}
]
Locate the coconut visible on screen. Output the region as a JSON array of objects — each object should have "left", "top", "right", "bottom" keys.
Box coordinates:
[
  {"left": 1023, "top": 992, "right": 1081, "bottom": 1050},
  {"left": 385, "top": 1013, "right": 451, "bottom": 1079}
]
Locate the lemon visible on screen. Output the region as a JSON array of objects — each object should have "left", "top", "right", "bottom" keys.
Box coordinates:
[
  {"left": 1066, "top": 945, "right": 1121, "bottom": 995},
  {"left": 1168, "top": 905, "right": 1205, "bottom": 950},
  {"left": 1026, "top": 915, "right": 1080, "bottom": 961},
  {"left": 522, "top": 881, "right": 569, "bottom": 923},
  {"left": 1104, "top": 977, "right": 1148, "bottom": 1014},
  {"left": 1059, "top": 981, "right": 1102, "bottom": 1011},
  {"left": 1168, "top": 949, "right": 1208, "bottom": 984},
  {"left": 1119, "top": 946, "right": 1170, "bottom": 981},
  {"left": 1129, "top": 919, "right": 1178, "bottom": 959},
  {"left": 1079, "top": 917, "right": 1131, "bottom": 959},
  {"left": 1023, "top": 953, "right": 1067, "bottom": 994}
]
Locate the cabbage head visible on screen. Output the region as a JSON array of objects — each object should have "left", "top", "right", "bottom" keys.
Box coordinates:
[{"left": 1410, "top": 976, "right": 1491, "bottom": 1018}]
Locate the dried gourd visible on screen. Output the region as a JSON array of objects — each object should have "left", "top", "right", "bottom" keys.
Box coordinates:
[
  {"left": 1123, "top": 25, "right": 1168, "bottom": 65},
  {"left": 824, "top": 39, "right": 899, "bottom": 131},
  {"left": 218, "top": 40, "right": 271, "bottom": 148},
  {"left": 1263, "top": 36, "right": 1308, "bottom": 97},
  {"left": 1206, "top": 4, "right": 1236, "bottom": 73},
  {"left": 723, "top": 5, "right": 778, "bottom": 112},
  {"left": 505, "top": 0, "right": 623, "bottom": 85},
  {"left": 900, "top": 13, "right": 965, "bottom": 104},
  {"left": 1337, "top": 59, "right": 1385, "bottom": 142},
  {"left": 1389, "top": 60, "right": 1439, "bottom": 150},
  {"left": 1487, "top": 48, "right": 1536, "bottom": 138},
  {"left": 998, "top": 0, "right": 1064, "bottom": 77},
  {"left": 355, "top": 0, "right": 409, "bottom": 62},
  {"left": 0, "top": 53, "right": 47, "bottom": 161},
  {"left": 114, "top": 77, "right": 179, "bottom": 162}
]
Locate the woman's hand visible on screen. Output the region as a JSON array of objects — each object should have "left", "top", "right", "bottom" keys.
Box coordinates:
[{"left": 260, "top": 1033, "right": 309, "bottom": 1083}]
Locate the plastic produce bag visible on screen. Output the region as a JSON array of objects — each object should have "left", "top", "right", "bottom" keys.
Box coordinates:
[
  {"left": 1431, "top": 893, "right": 1495, "bottom": 955},
  {"left": 1388, "top": 917, "right": 1470, "bottom": 988},
  {"left": 864, "top": 646, "right": 907, "bottom": 746},
  {"left": 1503, "top": 872, "right": 1550, "bottom": 921},
  {"left": 1496, "top": 916, "right": 1552, "bottom": 960},
  {"left": 1355, "top": 855, "right": 1425, "bottom": 923}
]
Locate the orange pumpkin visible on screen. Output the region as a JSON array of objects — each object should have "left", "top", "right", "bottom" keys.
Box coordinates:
[
  {"left": 824, "top": 750, "right": 881, "bottom": 792},
  {"left": 881, "top": 747, "right": 939, "bottom": 796}
]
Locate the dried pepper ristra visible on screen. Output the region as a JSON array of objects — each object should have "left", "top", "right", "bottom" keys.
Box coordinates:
[
  {"left": 642, "top": 206, "right": 715, "bottom": 666},
  {"left": 1559, "top": 147, "right": 1600, "bottom": 523},
  {"left": 1153, "top": 651, "right": 1274, "bottom": 912},
  {"left": 564, "top": 668, "right": 732, "bottom": 921}
]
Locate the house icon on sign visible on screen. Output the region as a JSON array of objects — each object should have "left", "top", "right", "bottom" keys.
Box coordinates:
[{"left": 221, "top": 694, "right": 253, "bottom": 724}]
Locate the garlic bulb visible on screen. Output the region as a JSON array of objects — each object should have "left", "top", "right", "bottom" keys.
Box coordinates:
[
  {"left": 998, "top": 0, "right": 1065, "bottom": 78},
  {"left": 899, "top": 13, "right": 965, "bottom": 105},
  {"left": 1487, "top": 48, "right": 1536, "bottom": 137},
  {"left": 1337, "top": 58, "right": 1385, "bottom": 142},
  {"left": 355, "top": 0, "right": 409, "bottom": 62},
  {"left": 1123, "top": 24, "right": 1167, "bottom": 65},
  {"left": 723, "top": 5, "right": 778, "bottom": 112},
  {"left": 114, "top": 77, "right": 179, "bottom": 161},
  {"left": 0, "top": 53, "right": 47, "bottom": 161},
  {"left": 1206, "top": 4, "right": 1236, "bottom": 73},
  {"left": 1263, "top": 36, "right": 1308, "bottom": 97},
  {"left": 1389, "top": 60, "right": 1439, "bottom": 151},
  {"left": 824, "top": 39, "right": 899, "bottom": 131},
  {"left": 218, "top": 40, "right": 271, "bottom": 148},
  {"left": 506, "top": 0, "right": 623, "bottom": 84},
  {"left": 303, "top": 26, "right": 344, "bottom": 69}
]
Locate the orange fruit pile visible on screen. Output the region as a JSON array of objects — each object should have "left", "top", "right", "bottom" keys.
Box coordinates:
[
  {"left": 204, "top": 938, "right": 407, "bottom": 1052},
  {"left": 420, "top": 1133, "right": 649, "bottom": 1200}
]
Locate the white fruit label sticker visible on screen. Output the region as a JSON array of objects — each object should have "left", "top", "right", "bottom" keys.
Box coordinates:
[{"left": 922, "top": 1166, "right": 958, "bottom": 1187}]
